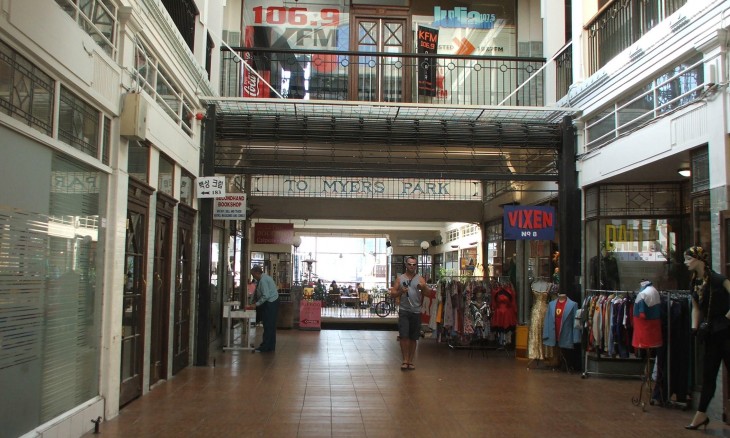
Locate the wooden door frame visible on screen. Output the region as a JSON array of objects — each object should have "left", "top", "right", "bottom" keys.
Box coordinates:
[
  {"left": 149, "top": 193, "right": 176, "bottom": 386},
  {"left": 173, "top": 204, "right": 195, "bottom": 374},
  {"left": 348, "top": 6, "right": 412, "bottom": 102},
  {"left": 120, "top": 178, "right": 153, "bottom": 407}
]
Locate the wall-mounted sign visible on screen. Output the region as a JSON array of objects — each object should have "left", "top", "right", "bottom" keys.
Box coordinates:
[
  {"left": 213, "top": 194, "right": 247, "bottom": 220},
  {"left": 503, "top": 205, "right": 555, "bottom": 240},
  {"left": 254, "top": 223, "right": 294, "bottom": 244},
  {"left": 252, "top": 175, "right": 481, "bottom": 201},
  {"left": 196, "top": 176, "right": 225, "bottom": 198}
]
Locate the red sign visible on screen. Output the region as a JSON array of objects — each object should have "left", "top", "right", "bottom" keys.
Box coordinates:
[
  {"left": 299, "top": 300, "right": 321, "bottom": 330},
  {"left": 254, "top": 223, "right": 294, "bottom": 244}
]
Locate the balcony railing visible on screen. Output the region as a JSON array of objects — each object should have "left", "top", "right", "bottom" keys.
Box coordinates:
[
  {"left": 221, "top": 47, "right": 546, "bottom": 107},
  {"left": 585, "top": 0, "right": 687, "bottom": 75},
  {"left": 555, "top": 43, "right": 573, "bottom": 100}
]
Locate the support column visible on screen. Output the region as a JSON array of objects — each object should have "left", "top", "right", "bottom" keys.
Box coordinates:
[
  {"left": 558, "top": 115, "right": 581, "bottom": 301},
  {"left": 195, "top": 104, "right": 216, "bottom": 366}
]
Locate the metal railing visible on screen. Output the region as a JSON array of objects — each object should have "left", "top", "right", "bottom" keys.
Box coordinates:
[
  {"left": 555, "top": 44, "right": 573, "bottom": 100},
  {"left": 585, "top": 53, "right": 705, "bottom": 150},
  {"left": 584, "top": 0, "right": 687, "bottom": 75},
  {"left": 221, "top": 47, "right": 546, "bottom": 107}
]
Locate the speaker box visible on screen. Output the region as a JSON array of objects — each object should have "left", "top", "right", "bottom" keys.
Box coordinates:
[{"left": 120, "top": 93, "right": 148, "bottom": 140}]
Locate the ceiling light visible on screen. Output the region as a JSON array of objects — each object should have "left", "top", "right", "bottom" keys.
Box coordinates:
[{"left": 678, "top": 167, "right": 691, "bottom": 177}]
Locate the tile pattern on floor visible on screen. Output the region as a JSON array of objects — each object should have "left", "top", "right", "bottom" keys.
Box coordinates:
[{"left": 89, "top": 329, "right": 729, "bottom": 438}]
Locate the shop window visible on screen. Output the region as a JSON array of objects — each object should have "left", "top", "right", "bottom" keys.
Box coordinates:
[
  {"left": 691, "top": 148, "right": 709, "bottom": 193},
  {"left": 180, "top": 171, "right": 193, "bottom": 206},
  {"left": 58, "top": 86, "right": 100, "bottom": 158},
  {"left": 101, "top": 116, "right": 111, "bottom": 165},
  {"left": 128, "top": 141, "right": 149, "bottom": 183},
  {"left": 0, "top": 40, "right": 54, "bottom": 136},
  {"left": 586, "top": 218, "right": 683, "bottom": 291},
  {"left": 158, "top": 154, "right": 174, "bottom": 196}
]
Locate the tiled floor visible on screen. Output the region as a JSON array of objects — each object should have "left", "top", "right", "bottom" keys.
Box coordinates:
[{"left": 90, "top": 329, "right": 729, "bottom": 438}]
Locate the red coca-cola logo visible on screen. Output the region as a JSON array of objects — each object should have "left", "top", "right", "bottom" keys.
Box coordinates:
[{"left": 244, "top": 72, "right": 260, "bottom": 97}]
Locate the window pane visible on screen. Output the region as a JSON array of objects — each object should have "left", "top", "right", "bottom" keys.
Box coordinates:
[
  {"left": 128, "top": 141, "right": 149, "bottom": 182},
  {"left": 0, "top": 40, "right": 54, "bottom": 135},
  {"left": 58, "top": 86, "right": 100, "bottom": 158},
  {"left": 180, "top": 172, "right": 193, "bottom": 205},
  {"left": 586, "top": 107, "right": 615, "bottom": 149},
  {"left": 158, "top": 155, "right": 174, "bottom": 196}
]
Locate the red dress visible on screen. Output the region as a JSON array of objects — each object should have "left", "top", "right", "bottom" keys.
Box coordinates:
[{"left": 491, "top": 286, "right": 517, "bottom": 330}]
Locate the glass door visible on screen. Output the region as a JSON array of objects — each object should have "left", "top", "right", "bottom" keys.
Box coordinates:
[
  {"left": 149, "top": 193, "right": 175, "bottom": 386},
  {"left": 172, "top": 205, "right": 194, "bottom": 374},
  {"left": 351, "top": 13, "right": 409, "bottom": 102},
  {"left": 120, "top": 180, "right": 152, "bottom": 407}
]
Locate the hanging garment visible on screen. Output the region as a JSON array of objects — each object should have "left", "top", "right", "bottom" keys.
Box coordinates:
[
  {"left": 527, "top": 281, "right": 550, "bottom": 360},
  {"left": 527, "top": 285, "right": 550, "bottom": 359},
  {"left": 491, "top": 285, "right": 517, "bottom": 330},
  {"left": 632, "top": 281, "right": 663, "bottom": 348},
  {"left": 543, "top": 296, "right": 581, "bottom": 349}
]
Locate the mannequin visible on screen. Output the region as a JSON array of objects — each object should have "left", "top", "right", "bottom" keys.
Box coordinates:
[
  {"left": 632, "top": 280, "right": 662, "bottom": 349},
  {"left": 684, "top": 246, "right": 730, "bottom": 430},
  {"left": 590, "top": 245, "right": 620, "bottom": 290},
  {"left": 543, "top": 293, "right": 581, "bottom": 371},
  {"left": 527, "top": 278, "right": 553, "bottom": 361},
  {"left": 542, "top": 293, "right": 581, "bottom": 348}
]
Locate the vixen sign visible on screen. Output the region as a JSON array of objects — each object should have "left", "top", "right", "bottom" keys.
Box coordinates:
[{"left": 503, "top": 205, "right": 555, "bottom": 240}]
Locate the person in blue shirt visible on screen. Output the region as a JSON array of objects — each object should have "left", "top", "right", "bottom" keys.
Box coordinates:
[{"left": 251, "top": 265, "right": 279, "bottom": 353}]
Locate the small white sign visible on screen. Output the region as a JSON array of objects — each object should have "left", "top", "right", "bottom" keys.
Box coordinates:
[
  {"left": 214, "top": 194, "right": 247, "bottom": 220},
  {"left": 196, "top": 176, "right": 226, "bottom": 198}
]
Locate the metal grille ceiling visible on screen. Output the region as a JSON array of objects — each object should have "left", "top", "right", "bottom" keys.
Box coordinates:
[{"left": 205, "top": 98, "right": 578, "bottom": 180}]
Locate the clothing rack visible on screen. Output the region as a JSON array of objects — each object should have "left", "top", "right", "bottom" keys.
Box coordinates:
[
  {"left": 581, "top": 288, "right": 694, "bottom": 411},
  {"left": 656, "top": 290, "right": 692, "bottom": 410},
  {"left": 581, "top": 289, "right": 644, "bottom": 379},
  {"left": 440, "top": 279, "right": 515, "bottom": 356}
]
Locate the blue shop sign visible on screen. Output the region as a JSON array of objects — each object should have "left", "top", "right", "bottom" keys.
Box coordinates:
[{"left": 503, "top": 205, "right": 555, "bottom": 240}]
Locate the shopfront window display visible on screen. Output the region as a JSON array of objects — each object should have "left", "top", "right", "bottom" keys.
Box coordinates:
[{"left": 586, "top": 219, "right": 687, "bottom": 291}]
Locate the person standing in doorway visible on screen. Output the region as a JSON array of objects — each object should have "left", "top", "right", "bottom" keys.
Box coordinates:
[
  {"left": 252, "top": 265, "right": 279, "bottom": 353},
  {"left": 390, "top": 255, "right": 434, "bottom": 371},
  {"left": 684, "top": 246, "right": 730, "bottom": 430}
]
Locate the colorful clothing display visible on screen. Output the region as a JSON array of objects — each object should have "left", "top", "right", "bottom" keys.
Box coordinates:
[{"left": 632, "top": 281, "right": 663, "bottom": 349}]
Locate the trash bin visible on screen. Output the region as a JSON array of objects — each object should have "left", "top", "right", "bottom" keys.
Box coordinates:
[{"left": 277, "top": 293, "right": 293, "bottom": 329}]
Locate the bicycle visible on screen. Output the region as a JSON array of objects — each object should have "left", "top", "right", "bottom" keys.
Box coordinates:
[{"left": 374, "top": 296, "right": 396, "bottom": 317}]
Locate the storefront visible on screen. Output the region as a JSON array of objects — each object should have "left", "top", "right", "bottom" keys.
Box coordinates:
[
  {"left": 0, "top": 118, "right": 107, "bottom": 436},
  {"left": 583, "top": 183, "right": 692, "bottom": 293}
]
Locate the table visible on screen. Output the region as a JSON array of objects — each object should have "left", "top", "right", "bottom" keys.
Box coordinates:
[{"left": 223, "top": 301, "right": 256, "bottom": 351}]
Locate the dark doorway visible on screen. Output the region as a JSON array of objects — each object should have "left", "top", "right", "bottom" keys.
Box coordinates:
[
  {"left": 150, "top": 193, "right": 176, "bottom": 386},
  {"left": 120, "top": 179, "right": 153, "bottom": 407}
]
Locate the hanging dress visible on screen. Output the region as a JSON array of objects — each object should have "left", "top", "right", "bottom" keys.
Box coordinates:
[
  {"left": 491, "top": 285, "right": 517, "bottom": 331},
  {"left": 528, "top": 281, "right": 550, "bottom": 359}
]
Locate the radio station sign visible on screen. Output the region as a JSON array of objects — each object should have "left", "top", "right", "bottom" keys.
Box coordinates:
[
  {"left": 213, "top": 194, "right": 247, "bottom": 220},
  {"left": 503, "top": 205, "right": 555, "bottom": 240}
]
